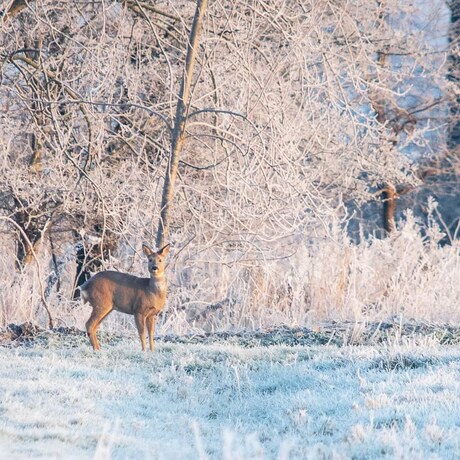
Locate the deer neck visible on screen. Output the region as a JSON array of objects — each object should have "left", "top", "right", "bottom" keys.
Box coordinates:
[{"left": 149, "top": 273, "right": 166, "bottom": 292}]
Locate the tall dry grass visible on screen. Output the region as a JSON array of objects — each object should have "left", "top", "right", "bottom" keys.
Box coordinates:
[{"left": 0, "top": 212, "right": 458, "bottom": 334}]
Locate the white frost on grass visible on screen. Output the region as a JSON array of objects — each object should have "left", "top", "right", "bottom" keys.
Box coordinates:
[{"left": 1, "top": 341, "right": 460, "bottom": 458}]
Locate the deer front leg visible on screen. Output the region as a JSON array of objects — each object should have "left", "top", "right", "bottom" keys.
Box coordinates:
[
  {"left": 134, "top": 313, "right": 147, "bottom": 351},
  {"left": 146, "top": 315, "right": 156, "bottom": 352}
]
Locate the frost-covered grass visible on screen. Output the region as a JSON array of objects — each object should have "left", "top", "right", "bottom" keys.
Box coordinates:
[
  {"left": 2, "top": 340, "right": 460, "bottom": 459},
  {"left": 2, "top": 216, "right": 460, "bottom": 332}
]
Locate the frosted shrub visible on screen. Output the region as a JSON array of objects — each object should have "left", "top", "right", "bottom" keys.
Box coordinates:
[
  {"left": 0, "top": 213, "right": 459, "bottom": 332},
  {"left": 162, "top": 215, "right": 460, "bottom": 333}
]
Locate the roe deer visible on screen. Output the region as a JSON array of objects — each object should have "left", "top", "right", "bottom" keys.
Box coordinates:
[{"left": 80, "top": 243, "right": 170, "bottom": 351}]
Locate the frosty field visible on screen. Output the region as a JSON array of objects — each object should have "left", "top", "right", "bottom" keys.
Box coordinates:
[{"left": 1, "top": 335, "right": 460, "bottom": 459}]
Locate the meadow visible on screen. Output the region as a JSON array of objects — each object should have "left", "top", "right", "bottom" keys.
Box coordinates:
[{"left": 1, "top": 330, "right": 460, "bottom": 459}]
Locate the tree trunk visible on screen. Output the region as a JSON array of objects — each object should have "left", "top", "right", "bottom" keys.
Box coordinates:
[
  {"left": 13, "top": 208, "right": 44, "bottom": 269},
  {"left": 370, "top": 1, "right": 398, "bottom": 235},
  {"left": 73, "top": 242, "right": 90, "bottom": 300},
  {"left": 0, "top": 216, "right": 54, "bottom": 328},
  {"left": 156, "top": 0, "right": 208, "bottom": 249},
  {"left": 382, "top": 184, "right": 397, "bottom": 234},
  {"left": 1, "top": 0, "right": 27, "bottom": 18},
  {"left": 448, "top": 0, "right": 460, "bottom": 150}
]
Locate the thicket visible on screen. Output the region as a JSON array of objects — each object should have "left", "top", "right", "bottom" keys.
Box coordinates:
[{"left": 0, "top": 0, "right": 458, "bottom": 332}]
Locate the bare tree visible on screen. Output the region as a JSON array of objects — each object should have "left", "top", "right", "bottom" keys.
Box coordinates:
[{"left": 156, "top": 0, "right": 208, "bottom": 249}]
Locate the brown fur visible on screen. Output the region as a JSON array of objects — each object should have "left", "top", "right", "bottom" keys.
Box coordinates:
[{"left": 81, "top": 244, "right": 170, "bottom": 351}]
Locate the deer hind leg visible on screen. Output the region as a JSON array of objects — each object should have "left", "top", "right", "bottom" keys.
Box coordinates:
[
  {"left": 134, "top": 313, "right": 147, "bottom": 351},
  {"left": 85, "top": 306, "right": 112, "bottom": 351},
  {"left": 146, "top": 314, "right": 157, "bottom": 352}
]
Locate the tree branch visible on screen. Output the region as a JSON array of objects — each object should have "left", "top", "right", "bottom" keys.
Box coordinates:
[{"left": 0, "top": 216, "right": 54, "bottom": 329}]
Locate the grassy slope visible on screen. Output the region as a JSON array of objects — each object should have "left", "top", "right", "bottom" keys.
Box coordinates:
[{"left": 1, "top": 337, "right": 460, "bottom": 459}]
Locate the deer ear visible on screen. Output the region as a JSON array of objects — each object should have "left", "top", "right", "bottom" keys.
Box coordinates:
[
  {"left": 142, "top": 244, "right": 155, "bottom": 257},
  {"left": 158, "top": 243, "right": 170, "bottom": 255}
]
